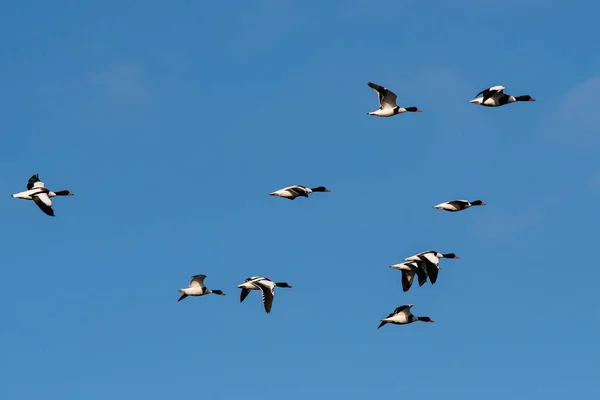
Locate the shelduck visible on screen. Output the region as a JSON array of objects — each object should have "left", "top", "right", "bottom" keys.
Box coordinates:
[
  {"left": 378, "top": 304, "right": 434, "bottom": 328},
  {"left": 434, "top": 199, "right": 486, "bottom": 212},
  {"left": 405, "top": 251, "right": 460, "bottom": 284},
  {"left": 390, "top": 261, "right": 428, "bottom": 292},
  {"left": 269, "top": 185, "right": 330, "bottom": 200},
  {"left": 237, "top": 276, "right": 292, "bottom": 314},
  {"left": 470, "top": 85, "right": 535, "bottom": 107},
  {"left": 11, "top": 174, "right": 74, "bottom": 217},
  {"left": 367, "top": 82, "right": 422, "bottom": 117},
  {"left": 177, "top": 274, "right": 226, "bottom": 301}
]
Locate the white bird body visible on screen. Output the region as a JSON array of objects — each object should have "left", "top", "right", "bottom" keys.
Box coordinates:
[
  {"left": 378, "top": 304, "right": 434, "bottom": 328},
  {"left": 177, "top": 274, "right": 225, "bottom": 301},
  {"left": 404, "top": 251, "right": 460, "bottom": 285},
  {"left": 470, "top": 85, "right": 535, "bottom": 107},
  {"left": 237, "top": 276, "right": 292, "bottom": 313},
  {"left": 269, "top": 185, "right": 330, "bottom": 200},
  {"left": 11, "top": 174, "right": 74, "bottom": 217},
  {"left": 367, "top": 82, "right": 421, "bottom": 117},
  {"left": 433, "top": 199, "right": 486, "bottom": 212},
  {"left": 369, "top": 107, "right": 414, "bottom": 117}
]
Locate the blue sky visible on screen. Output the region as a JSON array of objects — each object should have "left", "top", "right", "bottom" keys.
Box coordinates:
[{"left": 1, "top": 1, "right": 599, "bottom": 398}]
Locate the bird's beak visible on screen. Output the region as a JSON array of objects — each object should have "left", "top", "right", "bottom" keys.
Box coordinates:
[{"left": 530, "top": 98, "right": 536, "bottom": 102}]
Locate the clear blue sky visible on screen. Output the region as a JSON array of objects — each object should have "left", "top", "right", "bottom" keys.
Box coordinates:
[{"left": 1, "top": 1, "right": 599, "bottom": 398}]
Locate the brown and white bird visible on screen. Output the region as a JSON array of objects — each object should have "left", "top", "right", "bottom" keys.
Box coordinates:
[
  {"left": 177, "top": 274, "right": 226, "bottom": 301},
  {"left": 434, "top": 199, "right": 486, "bottom": 212},
  {"left": 11, "top": 174, "right": 74, "bottom": 217},
  {"left": 389, "top": 261, "right": 428, "bottom": 292},
  {"left": 237, "top": 276, "right": 292, "bottom": 314},
  {"left": 378, "top": 304, "right": 434, "bottom": 328},
  {"left": 269, "top": 185, "right": 330, "bottom": 200},
  {"left": 469, "top": 85, "right": 535, "bottom": 107},
  {"left": 404, "top": 251, "right": 460, "bottom": 285},
  {"left": 367, "top": 82, "right": 422, "bottom": 117}
]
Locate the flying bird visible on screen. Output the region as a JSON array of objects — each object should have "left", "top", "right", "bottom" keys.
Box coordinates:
[
  {"left": 469, "top": 85, "right": 535, "bottom": 107},
  {"left": 367, "top": 82, "right": 422, "bottom": 117},
  {"left": 378, "top": 304, "right": 434, "bottom": 328},
  {"left": 177, "top": 274, "right": 226, "bottom": 301},
  {"left": 11, "top": 174, "right": 74, "bottom": 216},
  {"left": 269, "top": 185, "right": 330, "bottom": 200},
  {"left": 433, "top": 199, "right": 486, "bottom": 212},
  {"left": 389, "top": 261, "right": 428, "bottom": 292},
  {"left": 404, "top": 251, "right": 460, "bottom": 285},
  {"left": 237, "top": 276, "right": 292, "bottom": 314}
]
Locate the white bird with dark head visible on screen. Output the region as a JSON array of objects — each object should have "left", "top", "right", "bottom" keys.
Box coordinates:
[
  {"left": 269, "top": 185, "right": 331, "bottom": 200},
  {"left": 378, "top": 304, "right": 434, "bottom": 329},
  {"left": 404, "top": 251, "right": 460, "bottom": 285},
  {"left": 237, "top": 276, "right": 292, "bottom": 314},
  {"left": 177, "top": 274, "right": 226, "bottom": 301},
  {"left": 366, "top": 82, "right": 422, "bottom": 117},
  {"left": 470, "top": 85, "right": 535, "bottom": 107},
  {"left": 433, "top": 199, "right": 486, "bottom": 212},
  {"left": 11, "top": 174, "right": 74, "bottom": 217}
]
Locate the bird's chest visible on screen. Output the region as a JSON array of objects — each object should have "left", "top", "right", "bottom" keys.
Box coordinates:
[
  {"left": 188, "top": 287, "right": 206, "bottom": 296},
  {"left": 392, "top": 313, "right": 410, "bottom": 324}
]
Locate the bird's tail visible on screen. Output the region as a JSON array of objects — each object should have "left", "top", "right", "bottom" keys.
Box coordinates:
[{"left": 378, "top": 320, "right": 387, "bottom": 329}]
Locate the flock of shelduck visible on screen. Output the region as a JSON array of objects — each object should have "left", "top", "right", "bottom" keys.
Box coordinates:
[{"left": 10, "top": 82, "right": 534, "bottom": 327}]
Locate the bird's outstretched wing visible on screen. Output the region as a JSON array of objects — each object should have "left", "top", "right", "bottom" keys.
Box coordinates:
[
  {"left": 27, "top": 174, "right": 43, "bottom": 190},
  {"left": 368, "top": 82, "right": 398, "bottom": 109},
  {"left": 189, "top": 274, "right": 207, "bottom": 288},
  {"left": 33, "top": 193, "right": 54, "bottom": 216}
]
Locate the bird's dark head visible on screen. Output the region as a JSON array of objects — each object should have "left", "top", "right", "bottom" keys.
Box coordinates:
[
  {"left": 55, "top": 190, "right": 74, "bottom": 196},
  {"left": 419, "top": 316, "right": 434, "bottom": 323},
  {"left": 516, "top": 95, "right": 535, "bottom": 102},
  {"left": 311, "top": 186, "right": 331, "bottom": 193},
  {"left": 405, "top": 107, "right": 422, "bottom": 112},
  {"left": 212, "top": 290, "right": 226, "bottom": 296},
  {"left": 442, "top": 253, "right": 460, "bottom": 259},
  {"left": 471, "top": 200, "right": 486, "bottom": 206},
  {"left": 276, "top": 282, "right": 293, "bottom": 288}
]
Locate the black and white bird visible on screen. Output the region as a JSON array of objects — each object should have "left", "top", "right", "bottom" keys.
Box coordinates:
[
  {"left": 404, "top": 251, "right": 460, "bottom": 285},
  {"left": 378, "top": 304, "right": 434, "bottom": 329},
  {"left": 237, "top": 276, "right": 292, "bottom": 314},
  {"left": 177, "top": 274, "right": 226, "bottom": 301},
  {"left": 434, "top": 199, "right": 486, "bottom": 212},
  {"left": 389, "top": 261, "right": 428, "bottom": 292},
  {"left": 269, "top": 185, "right": 330, "bottom": 200},
  {"left": 11, "top": 174, "right": 74, "bottom": 217},
  {"left": 367, "top": 82, "right": 422, "bottom": 117},
  {"left": 469, "top": 85, "right": 535, "bottom": 107}
]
